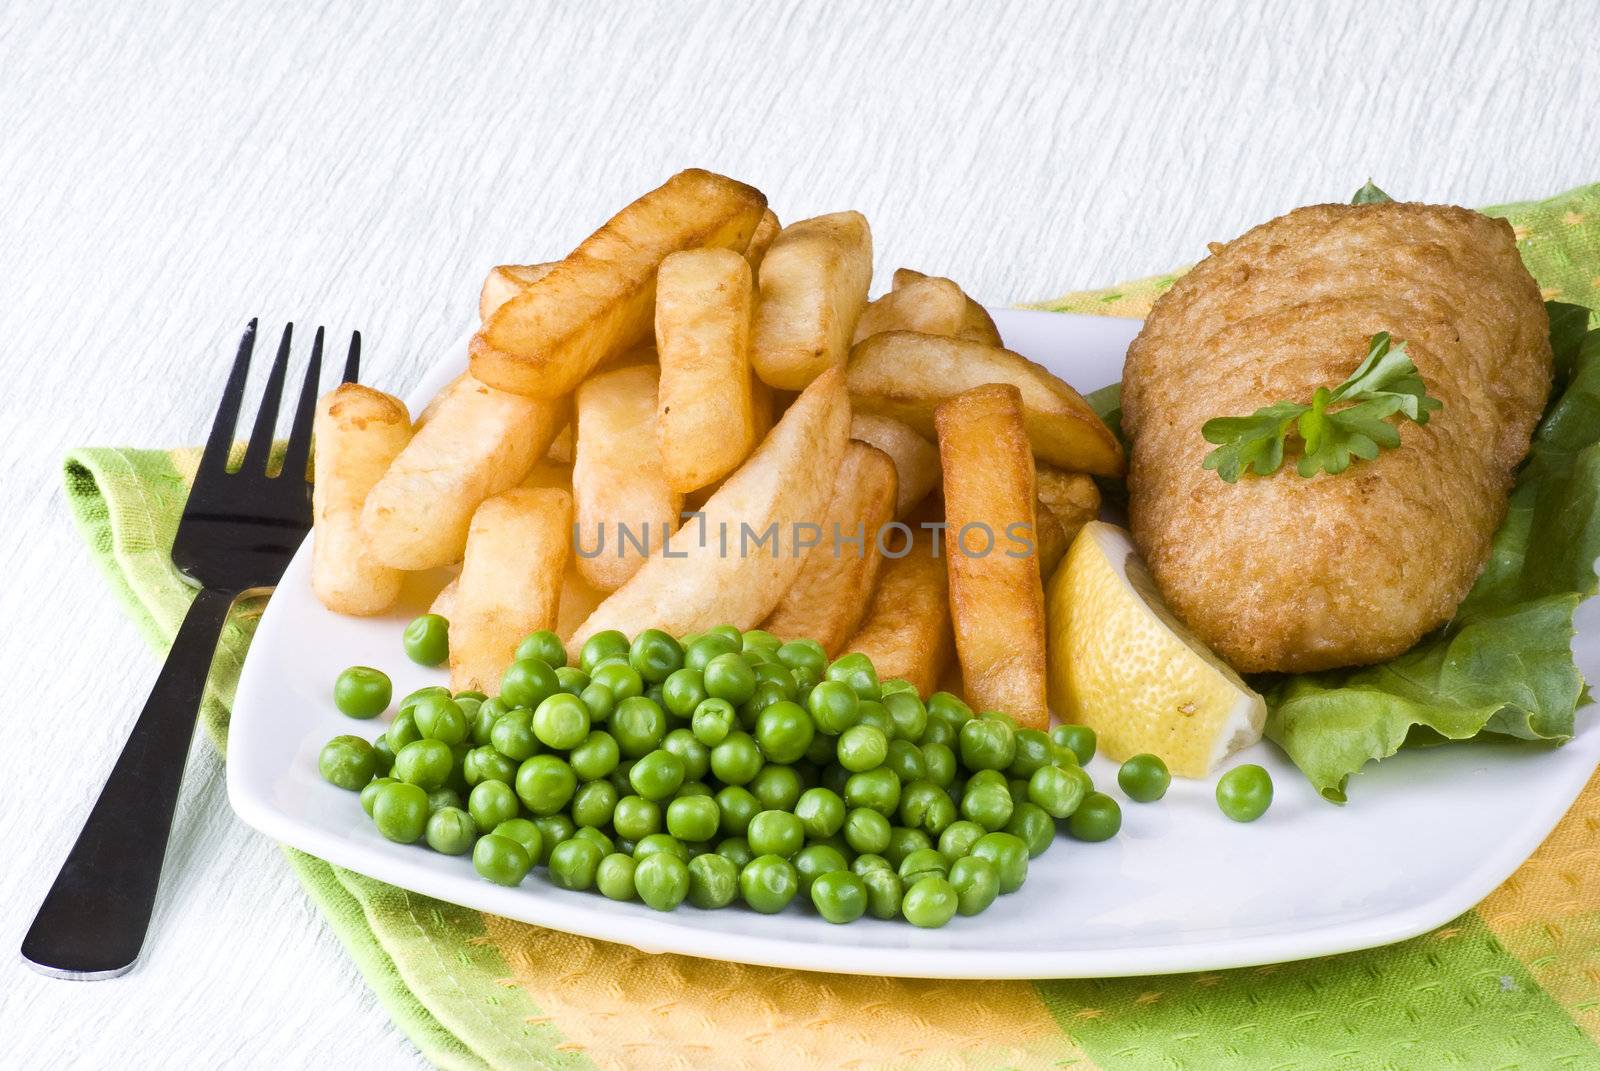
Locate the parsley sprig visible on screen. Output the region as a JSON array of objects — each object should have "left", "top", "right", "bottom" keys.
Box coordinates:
[{"left": 1201, "top": 333, "right": 1443, "bottom": 482}]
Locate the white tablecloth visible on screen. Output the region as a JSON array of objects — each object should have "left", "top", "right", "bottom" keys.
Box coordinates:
[{"left": 3, "top": 1, "right": 1594, "bottom": 1066}]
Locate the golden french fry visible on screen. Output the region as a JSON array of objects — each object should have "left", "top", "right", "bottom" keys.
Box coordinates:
[
  {"left": 1035, "top": 463, "right": 1101, "bottom": 545},
  {"left": 851, "top": 275, "right": 967, "bottom": 344},
  {"left": 521, "top": 456, "right": 572, "bottom": 491},
  {"left": 311, "top": 384, "right": 413, "bottom": 615},
  {"left": 573, "top": 364, "right": 685, "bottom": 591},
  {"left": 1034, "top": 498, "right": 1068, "bottom": 580},
  {"left": 762, "top": 442, "right": 898, "bottom": 655},
  {"left": 545, "top": 423, "right": 574, "bottom": 464},
  {"left": 479, "top": 263, "right": 556, "bottom": 323},
  {"left": 361, "top": 375, "right": 567, "bottom": 569},
  {"left": 842, "top": 521, "right": 952, "bottom": 696},
  {"left": 892, "top": 267, "right": 1002, "bottom": 345},
  {"left": 848, "top": 413, "right": 940, "bottom": 518},
  {"left": 449, "top": 487, "right": 571, "bottom": 692},
  {"left": 750, "top": 211, "right": 873, "bottom": 390},
  {"left": 655, "top": 248, "right": 759, "bottom": 492},
  {"left": 429, "top": 575, "right": 458, "bottom": 619},
  {"left": 745, "top": 209, "right": 781, "bottom": 274},
  {"left": 556, "top": 565, "right": 607, "bottom": 642},
  {"left": 571, "top": 367, "right": 852, "bottom": 645},
  {"left": 470, "top": 169, "right": 767, "bottom": 398},
  {"left": 848, "top": 331, "right": 1125, "bottom": 476},
  {"left": 935, "top": 383, "right": 1049, "bottom": 729}
]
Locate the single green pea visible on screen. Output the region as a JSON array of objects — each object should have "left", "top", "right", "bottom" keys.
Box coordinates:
[
  {"left": 675, "top": 780, "right": 713, "bottom": 799},
  {"left": 897, "top": 846, "right": 949, "bottom": 887},
  {"left": 666, "top": 794, "right": 721, "bottom": 842},
  {"left": 515, "top": 755, "right": 577, "bottom": 816},
  {"left": 716, "top": 836, "right": 754, "bottom": 869},
  {"left": 372, "top": 781, "right": 430, "bottom": 843},
  {"left": 386, "top": 710, "right": 422, "bottom": 752},
  {"left": 360, "top": 776, "right": 395, "bottom": 817},
  {"left": 489, "top": 708, "right": 537, "bottom": 762},
  {"left": 515, "top": 629, "right": 567, "bottom": 669},
  {"left": 714, "top": 784, "right": 760, "bottom": 837},
  {"left": 1006, "top": 729, "right": 1055, "bottom": 779},
  {"left": 662, "top": 728, "right": 711, "bottom": 782},
  {"left": 628, "top": 629, "right": 684, "bottom": 683},
  {"left": 861, "top": 867, "right": 903, "bottom": 920},
  {"left": 548, "top": 837, "right": 604, "bottom": 890},
  {"left": 844, "top": 767, "right": 901, "bottom": 817},
  {"left": 629, "top": 749, "right": 686, "bottom": 801},
  {"left": 402, "top": 614, "right": 449, "bottom": 666},
  {"left": 635, "top": 852, "right": 691, "bottom": 911},
  {"left": 709, "top": 731, "right": 764, "bottom": 785},
  {"left": 1007, "top": 777, "right": 1031, "bottom": 806},
  {"left": 948, "top": 855, "right": 1000, "bottom": 916},
  {"left": 1005, "top": 801, "right": 1055, "bottom": 858},
  {"left": 633, "top": 833, "right": 687, "bottom": 861},
  {"left": 691, "top": 698, "right": 736, "bottom": 747},
  {"left": 836, "top": 724, "right": 889, "bottom": 773},
  {"left": 427, "top": 786, "right": 464, "bottom": 814},
  {"left": 852, "top": 852, "right": 891, "bottom": 876},
  {"left": 613, "top": 794, "right": 662, "bottom": 840},
  {"left": 319, "top": 735, "right": 376, "bottom": 790},
  {"left": 473, "top": 833, "right": 531, "bottom": 885},
  {"left": 806, "top": 680, "right": 860, "bottom": 735},
  {"left": 1114, "top": 753, "right": 1170, "bottom": 803},
  {"left": 959, "top": 717, "right": 1017, "bottom": 772},
  {"left": 333, "top": 666, "right": 392, "bottom": 719},
  {"left": 370, "top": 734, "right": 396, "bottom": 776},
  {"left": 573, "top": 825, "right": 614, "bottom": 855},
  {"left": 571, "top": 779, "right": 620, "bottom": 828},
  {"left": 808, "top": 869, "right": 867, "bottom": 924},
  {"left": 970, "top": 831, "right": 1030, "bottom": 893},
  {"left": 919, "top": 718, "right": 956, "bottom": 748},
  {"left": 878, "top": 677, "right": 917, "bottom": 697},
  {"left": 410, "top": 693, "right": 467, "bottom": 745},
  {"left": 530, "top": 814, "right": 575, "bottom": 864},
  {"left": 490, "top": 817, "right": 543, "bottom": 860},
  {"left": 702, "top": 652, "right": 757, "bottom": 705},
  {"left": 469, "top": 697, "right": 505, "bottom": 745},
  {"left": 1051, "top": 723, "right": 1097, "bottom": 765},
  {"left": 884, "top": 826, "right": 933, "bottom": 868},
  {"left": 925, "top": 691, "right": 972, "bottom": 726},
  {"left": 611, "top": 696, "right": 668, "bottom": 758},
  {"left": 554, "top": 666, "right": 590, "bottom": 696},
  {"left": 775, "top": 638, "right": 826, "bottom": 675},
  {"left": 902, "top": 876, "right": 958, "bottom": 928},
  {"left": 843, "top": 806, "right": 892, "bottom": 855},
  {"left": 741, "top": 628, "right": 781, "bottom": 652},
  {"left": 754, "top": 700, "right": 814, "bottom": 764},
  {"left": 754, "top": 661, "right": 799, "bottom": 699},
  {"left": 684, "top": 632, "right": 740, "bottom": 673},
  {"left": 425, "top": 806, "right": 477, "bottom": 855},
  {"left": 595, "top": 852, "right": 638, "bottom": 901},
  {"left": 794, "top": 787, "right": 846, "bottom": 839},
  {"left": 468, "top": 779, "right": 519, "bottom": 833},
  {"left": 1028, "top": 764, "right": 1087, "bottom": 819},
  {"left": 569, "top": 730, "right": 621, "bottom": 781},
  {"left": 531, "top": 693, "right": 590, "bottom": 750},
  {"left": 747, "top": 810, "right": 805, "bottom": 859},
  {"left": 825, "top": 652, "right": 880, "bottom": 701},
  {"left": 739, "top": 854, "right": 798, "bottom": 913},
  {"left": 579, "top": 681, "right": 615, "bottom": 724},
  {"left": 1216, "top": 764, "right": 1273, "bottom": 822},
  {"left": 792, "top": 842, "right": 848, "bottom": 896},
  {"left": 899, "top": 781, "right": 956, "bottom": 837},
  {"left": 392, "top": 738, "right": 452, "bottom": 790},
  {"left": 915, "top": 743, "right": 952, "bottom": 790},
  {"left": 686, "top": 853, "right": 740, "bottom": 909},
  {"left": 585, "top": 665, "right": 642, "bottom": 708},
  {"left": 501, "top": 658, "right": 560, "bottom": 711},
  {"left": 882, "top": 691, "right": 928, "bottom": 742},
  {"left": 579, "top": 630, "right": 631, "bottom": 674},
  {"left": 883, "top": 739, "right": 928, "bottom": 785},
  {"left": 960, "top": 782, "right": 1015, "bottom": 832},
  {"left": 937, "top": 820, "right": 985, "bottom": 864},
  {"left": 1069, "top": 792, "right": 1122, "bottom": 841},
  {"left": 661, "top": 667, "right": 708, "bottom": 719}
]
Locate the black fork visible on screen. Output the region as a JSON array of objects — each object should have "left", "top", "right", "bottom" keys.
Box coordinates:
[{"left": 21, "top": 321, "right": 360, "bottom": 979}]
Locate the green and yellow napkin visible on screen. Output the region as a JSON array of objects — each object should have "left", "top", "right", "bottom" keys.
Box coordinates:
[{"left": 65, "top": 182, "right": 1600, "bottom": 1070}]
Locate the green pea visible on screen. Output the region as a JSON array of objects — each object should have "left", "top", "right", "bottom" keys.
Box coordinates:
[
  {"left": 918, "top": 743, "right": 954, "bottom": 790},
  {"left": 716, "top": 836, "right": 754, "bottom": 869},
  {"left": 491, "top": 818, "right": 544, "bottom": 860},
  {"left": 836, "top": 725, "right": 889, "bottom": 773},
  {"left": 360, "top": 776, "right": 395, "bottom": 816},
  {"left": 666, "top": 794, "right": 721, "bottom": 842},
  {"left": 409, "top": 694, "right": 466, "bottom": 745},
  {"left": 897, "top": 846, "right": 948, "bottom": 887},
  {"left": 899, "top": 781, "right": 955, "bottom": 837},
  {"left": 554, "top": 666, "right": 590, "bottom": 696},
  {"left": 629, "top": 749, "right": 686, "bottom": 801},
  {"left": 579, "top": 629, "right": 631, "bottom": 674},
  {"left": 425, "top": 806, "right": 477, "bottom": 855},
  {"left": 427, "top": 786, "right": 464, "bottom": 813},
  {"left": 675, "top": 780, "right": 713, "bottom": 799},
  {"left": 970, "top": 831, "right": 1029, "bottom": 893},
  {"left": 515, "top": 629, "right": 567, "bottom": 669},
  {"left": 471, "top": 833, "right": 530, "bottom": 885},
  {"left": 501, "top": 658, "right": 559, "bottom": 710},
  {"left": 1006, "top": 729, "right": 1055, "bottom": 779},
  {"left": 402, "top": 614, "right": 449, "bottom": 666},
  {"left": 333, "top": 666, "right": 392, "bottom": 719},
  {"left": 488, "top": 708, "right": 537, "bottom": 761},
  {"left": 702, "top": 653, "right": 757, "bottom": 705},
  {"left": 1216, "top": 764, "right": 1273, "bottom": 822},
  {"left": 613, "top": 795, "right": 661, "bottom": 840},
  {"left": 530, "top": 814, "right": 575, "bottom": 864},
  {"left": 855, "top": 701, "right": 892, "bottom": 737},
  {"left": 386, "top": 710, "right": 422, "bottom": 752},
  {"left": 635, "top": 852, "right": 691, "bottom": 911},
  {"left": 371, "top": 734, "right": 396, "bottom": 776},
  {"left": 710, "top": 731, "right": 764, "bottom": 785},
  {"left": 851, "top": 852, "right": 890, "bottom": 876},
  {"left": 919, "top": 718, "right": 956, "bottom": 748},
  {"left": 660, "top": 668, "right": 707, "bottom": 719},
  {"left": 571, "top": 779, "right": 619, "bottom": 828},
  {"left": 1028, "top": 765, "right": 1086, "bottom": 819},
  {"left": 881, "top": 691, "right": 927, "bottom": 742},
  {"left": 960, "top": 782, "right": 1014, "bottom": 832},
  {"left": 548, "top": 837, "right": 604, "bottom": 891},
  {"left": 579, "top": 681, "right": 615, "bottom": 724},
  {"left": 633, "top": 833, "right": 686, "bottom": 862},
  {"left": 925, "top": 691, "right": 972, "bottom": 725},
  {"left": 1005, "top": 801, "right": 1055, "bottom": 858},
  {"left": 794, "top": 787, "right": 846, "bottom": 839},
  {"left": 844, "top": 767, "right": 901, "bottom": 816},
  {"left": 690, "top": 698, "right": 736, "bottom": 747},
  {"left": 948, "top": 855, "right": 999, "bottom": 916},
  {"left": 753, "top": 700, "right": 813, "bottom": 764},
  {"left": 1067, "top": 791, "right": 1122, "bottom": 841},
  {"left": 801, "top": 868, "right": 864, "bottom": 924},
  {"left": 393, "top": 738, "right": 452, "bottom": 790},
  {"left": 861, "top": 868, "right": 903, "bottom": 920},
  {"left": 739, "top": 854, "right": 798, "bottom": 913},
  {"left": 612, "top": 696, "right": 667, "bottom": 758},
  {"left": 515, "top": 755, "right": 577, "bottom": 816},
  {"left": 595, "top": 853, "right": 638, "bottom": 901},
  {"left": 319, "top": 735, "right": 376, "bottom": 790},
  {"left": 882, "top": 739, "right": 927, "bottom": 785},
  {"left": 806, "top": 680, "right": 859, "bottom": 734},
  {"left": 662, "top": 728, "right": 711, "bottom": 782},
  {"left": 573, "top": 825, "right": 614, "bottom": 855},
  {"left": 804, "top": 730, "right": 836, "bottom": 765},
  {"left": 570, "top": 730, "right": 620, "bottom": 781},
  {"left": 530, "top": 693, "right": 589, "bottom": 750},
  {"left": 902, "top": 876, "right": 958, "bottom": 928},
  {"left": 878, "top": 677, "right": 916, "bottom": 697},
  {"left": 884, "top": 826, "right": 932, "bottom": 868},
  {"left": 686, "top": 853, "right": 739, "bottom": 909},
  {"left": 773, "top": 637, "right": 824, "bottom": 673},
  {"left": 1051, "top": 723, "right": 1096, "bottom": 765},
  {"left": 715, "top": 785, "right": 760, "bottom": 837},
  {"left": 825, "top": 653, "right": 880, "bottom": 701},
  {"left": 741, "top": 767, "right": 796, "bottom": 815},
  {"left": 1007, "top": 777, "right": 1031, "bottom": 806},
  {"left": 468, "top": 779, "right": 519, "bottom": 833},
  {"left": 741, "top": 628, "right": 781, "bottom": 653},
  {"left": 843, "top": 807, "right": 892, "bottom": 855},
  {"left": 469, "top": 697, "right": 506, "bottom": 745},
  {"left": 959, "top": 717, "right": 1016, "bottom": 772},
  {"left": 791, "top": 842, "right": 847, "bottom": 896},
  {"left": 627, "top": 628, "right": 683, "bottom": 683},
  {"left": 1110, "top": 753, "right": 1168, "bottom": 803},
  {"left": 684, "top": 632, "right": 740, "bottom": 673},
  {"left": 372, "top": 781, "right": 430, "bottom": 843},
  {"left": 747, "top": 810, "right": 805, "bottom": 858}
]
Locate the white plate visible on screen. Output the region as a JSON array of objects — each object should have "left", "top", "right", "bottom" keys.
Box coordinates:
[{"left": 228, "top": 308, "right": 1600, "bottom": 979}]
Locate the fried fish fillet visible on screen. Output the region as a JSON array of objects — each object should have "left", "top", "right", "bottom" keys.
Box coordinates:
[{"left": 1122, "top": 202, "right": 1551, "bottom": 673}]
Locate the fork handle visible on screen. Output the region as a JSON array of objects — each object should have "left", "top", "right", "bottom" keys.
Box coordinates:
[{"left": 22, "top": 586, "right": 237, "bottom": 979}]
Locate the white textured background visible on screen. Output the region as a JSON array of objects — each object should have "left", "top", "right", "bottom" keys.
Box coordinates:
[{"left": 2, "top": 1, "right": 1594, "bottom": 1067}]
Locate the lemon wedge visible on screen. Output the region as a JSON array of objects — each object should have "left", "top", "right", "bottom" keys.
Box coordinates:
[{"left": 1046, "top": 520, "right": 1265, "bottom": 778}]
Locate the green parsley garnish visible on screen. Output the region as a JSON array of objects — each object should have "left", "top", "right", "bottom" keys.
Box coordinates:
[{"left": 1201, "top": 333, "right": 1443, "bottom": 482}]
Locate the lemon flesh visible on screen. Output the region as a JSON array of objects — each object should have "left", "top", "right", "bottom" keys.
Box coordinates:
[{"left": 1046, "top": 520, "right": 1265, "bottom": 778}]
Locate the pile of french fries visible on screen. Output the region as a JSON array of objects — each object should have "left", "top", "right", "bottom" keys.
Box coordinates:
[{"left": 311, "top": 169, "right": 1123, "bottom": 730}]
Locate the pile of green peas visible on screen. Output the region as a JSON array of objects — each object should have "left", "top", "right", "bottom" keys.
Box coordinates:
[{"left": 317, "top": 619, "right": 1133, "bottom": 928}]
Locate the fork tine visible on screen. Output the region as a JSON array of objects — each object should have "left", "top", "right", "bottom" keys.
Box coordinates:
[
  {"left": 280, "top": 326, "right": 324, "bottom": 481},
  {"left": 198, "top": 320, "right": 257, "bottom": 476},
  {"left": 241, "top": 323, "right": 293, "bottom": 473},
  {"left": 341, "top": 330, "right": 361, "bottom": 384}
]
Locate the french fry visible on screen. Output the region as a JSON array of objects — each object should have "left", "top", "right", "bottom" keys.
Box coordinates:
[
  {"left": 655, "top": 248, "right": 759, "bottom": 492},
  {"left": 762, "top": 442, "right": 898, "bottom": 655},
  {"left": 842, "top": 520, "right": 952, "bottom": 695},
  {"left": 1035, "top": 463, "right": 1101, "bottom": 545},
  {"left": 311, "top": 384, "right": 413, "bottom": 615},
  {"left": 851, "top": 275, "right": 967, "bottom": 343},
  {"left": 362, "top": 375, "right": 567, "bottom": 569},
  {"left": 470, "top": 169, "right": 767, "bottom": 398},
  {"left": 848, "top": 413, "right": 940, "bottom": 518},
  {"left": 545, "top": 425, "right": 574, "bottom": 464},
  {"left": 935, "top": 383, "right": 1049, "bottom": 729},
  {"left": 556, "top": 566, "right": 607, "bottom": 642},
  {"left": 571, "top": 367, "right": 852, "bottom": 645},
  {"left": 750, "top": 211, "right": 873, "bottom": 390},
  {"left": 449, "top": 487, "right": 571, "bottom": 692},
  {"left": 892, "top": 267, "right": 1001, "bottom": 345},
  {"left": 848, "top": 331, "right": 1125, "bottom": 476},
  {"left": 479, "top": 263, "right": 556, "bottom": 323},
  {"left": 1034, "top": 499, "right": 1069, "bottom": 580},
  {"left": 429, "top": 575, "right": 458, "bottom": 619},
  {"left": 573, "top": 364, "right": 685, "bottom": 591},
  {"left": 744, "top": 209, "right": 781, "bottom": 274}
]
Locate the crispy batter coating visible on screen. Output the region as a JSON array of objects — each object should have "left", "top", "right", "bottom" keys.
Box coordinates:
[{"left": 1122, "top": 202, "right": 1551, "bottom": 672}]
